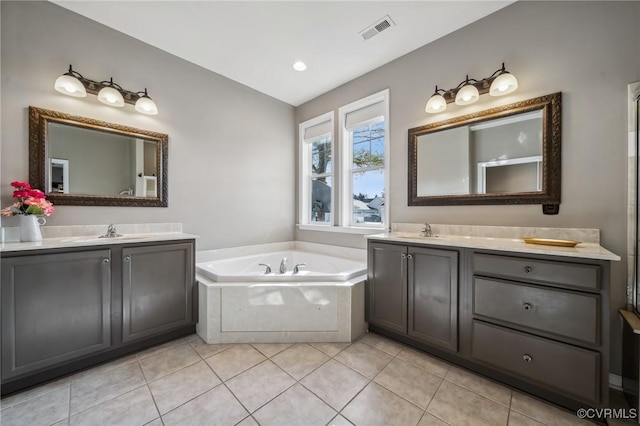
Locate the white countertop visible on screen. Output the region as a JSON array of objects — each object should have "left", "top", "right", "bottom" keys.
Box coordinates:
[
  {"left": 367, "top": 232, "right": 620, "bottom": 261},
  {"left": 0, "top": 232, "right": 198, "bottom": 253}
]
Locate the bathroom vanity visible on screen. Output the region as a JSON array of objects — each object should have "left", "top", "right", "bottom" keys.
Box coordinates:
[
  {"left": 0, "top": 230, "right": 196, "bottom": 395},
  {"left": 366, "top": 225, "right": 618, "bottom": 410}
]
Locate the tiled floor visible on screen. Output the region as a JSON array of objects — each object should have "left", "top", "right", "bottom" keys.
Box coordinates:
[{"left": 0, "top": 332, "right": 598, "bottom": 426}]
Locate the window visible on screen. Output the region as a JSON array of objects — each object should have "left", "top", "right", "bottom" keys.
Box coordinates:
[
  {"left": 340, "top": 89, "right": 389, "bottom": 229},
  {"left": 298, "top": 90, "right": 389, "bottom": 232},
  {"left": 299, "top": 112, "right": 334, "bottom": 227}
]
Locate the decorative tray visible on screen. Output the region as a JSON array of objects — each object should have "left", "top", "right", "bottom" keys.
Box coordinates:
[{"left": 523, "top": 238, "right": 580, "bottom": 247}]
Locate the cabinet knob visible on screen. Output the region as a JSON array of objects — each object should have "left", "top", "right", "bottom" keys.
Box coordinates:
[
  {"left": 407, "top": 254, "right": 413, "bottom": 260},
  {"left": 401, "top": 253, "right": 407, "bottom": 259},
  {"left": 124, "top": 255, "right": 131, "bottom": 262},
  {"left": 523, "top": 354, "right": 533, "bottom": 362},
  {"left": 522, "top": 303, "right": 533, "bottom": 311},
  {"left": 102, "top": 258, "right": 110, "bottom": 265},
  {"left": 524, "top": 266, "right": 533, "bottom": 274}
]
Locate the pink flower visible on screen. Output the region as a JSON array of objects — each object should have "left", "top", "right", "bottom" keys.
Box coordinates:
[
  {"left": 24, "top": 197, "right": 54, "bottom": 216},
  {"left": 10, "top": 181, "right": 31, "bottom": 190},
  {"left": 27, "top": 189, "right": 45, "bottom": 199},
  {"left": 0, "top": 202, "right": 20, "bottom": 217},
  {"left": 13, "top": 190, "right": 30, "bottom": 199}
]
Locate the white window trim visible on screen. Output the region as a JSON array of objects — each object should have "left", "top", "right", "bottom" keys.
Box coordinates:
[
  {"left": 338, "top": 89, "right": 390, "bottom": 230},
  {"left": 298, "top": 111, "right": 334, "bottom": 229}
]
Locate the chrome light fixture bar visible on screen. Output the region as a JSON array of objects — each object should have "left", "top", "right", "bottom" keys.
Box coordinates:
[
  {"left": 425, "top": 63, "right": 518, "bottom": 114},
  {"left": 54, "top": 65, "right": 158, "bottom": 115}
]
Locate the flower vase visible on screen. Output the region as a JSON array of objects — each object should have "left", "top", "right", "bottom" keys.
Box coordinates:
[{"left": 19, "top": 215, "right": 46, "bottom": 242}]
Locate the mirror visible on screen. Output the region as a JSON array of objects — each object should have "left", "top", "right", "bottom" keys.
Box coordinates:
[
  {"left": 29, "top": 106, "right": 168, "bottom": 207},
  {"left": 408, "top": 92, "right": 560, "bottom": 209}
]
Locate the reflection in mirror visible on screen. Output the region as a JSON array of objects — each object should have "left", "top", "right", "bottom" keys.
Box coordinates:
[
  {"left": 408, "top": 93, "right": 560, "bottom": 207},
  {"left": 29, "top": 106, "right": 168, "bottom": 207}
]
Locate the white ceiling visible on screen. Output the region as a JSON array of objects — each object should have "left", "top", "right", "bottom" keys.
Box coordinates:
[{"left": 52, "top": 1, "right": 514, "bottom": 106}]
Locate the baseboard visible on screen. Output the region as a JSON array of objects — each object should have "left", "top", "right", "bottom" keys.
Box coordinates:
[{"left": 610, "top": 373, "right": 623, "bottom": 391}]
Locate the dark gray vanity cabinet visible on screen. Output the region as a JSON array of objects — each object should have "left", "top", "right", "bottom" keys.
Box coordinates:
[
  {"left": 1, "top": 250, "right": 112, "bottom": 381},
  {"left": 1, "top": 239, "right": 196, "bottom": 395},
  {"left": 122, "top": 243, "right": 194, "bottom": 343},
  {"left": 367, "top": 241, "right": 459, "bottom": 351}
]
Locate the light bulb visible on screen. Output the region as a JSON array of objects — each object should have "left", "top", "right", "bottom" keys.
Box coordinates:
[
  {"left": 97, "top": 86, "right": 124, "bottom": 107},
  {"left": 425, "top": 93, "right": 447, "bottom": 113},
  {"left": 135, "top": 93, "right": 158, "bottom": 115},
  {"left": 489, "top": 72, "right": 518, "bottom": 96},
  {"left": 455, "top": 84, "right": 479, "bottom": 106},
  {"left": 293, "top": 61, "right": 307, "bottom": 71},
  {"left": 54, "top": 74, "right": 86, "bottom": 98}
]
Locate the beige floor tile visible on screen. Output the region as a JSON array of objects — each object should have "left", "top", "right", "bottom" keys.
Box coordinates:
[
  {"left": 0, "top": 377, "right": 70, "bottom": 410},
  {"left": 510, "top": 392, "right": 592, "bottom": 426},
  {"left": 427, "top": 380, "right": 509, "bottom": 426},
  {"left": 187, "top": 335, "right": 235, "bottom": 358},
  {"left": 271, "top": 343, "right": 330, "bottom": 380},
  {"left": 444, "top": 366, "right": 512, "bottom": 406},
  {"left": 358, "top": 332, "right": 405, "bottom": 356},
  {"left": 418, "top": 412, "right": 450, "bottom": 426},
  {"left": 162, "top": 385, "right": 249, "bottom": 426},
  {"left": 342, "top": 382, "right": 424, "bottom": 426},
  {"left": 328, "top": 414, "right": 355, "bottom": 426},
  {"left": 138, "top": 343, "right": 200, "bottom": 382},
  {"left": 508, "top": 410, "right": 546, "bottom": 426},
  {"left": 300, "top": 359, "right": 369, "bottom": 411},
  {"left": 309, "top": 342, "right": 351, "bottom": 357},
  {"left": 251, "top": 343, "right": 294, "bottom": 358},
  {"left": 374, "top": 358, "right": 442, "bottom": 410},
  {"left": 71, "top": 354, "right": 138, "bottom": 382},
  {"left": 226, "top": 360, "right": 296, "bottom": 413},
  {"left": 236, "top": 415, "right": 260, "bottom": 426},
  {"left": 397, "top": 347, "right": 451, "bottom": 378},
  {"left": 136, "top": 337, "right": 187, "bottom": 360},
  {"left": 205, "top": 344, "right": 267, "bottom": 381},
  {"left": 253, "top": 384, "right": 336, "bottom": 426},
  {"left": 69, "top": 386, "right": 158, "bottom": 426},
  {"left": 0, "top": 386, "right": 69, "bottom": 426},
  {"left": 334, "top": 342, "right": 393, "bottom": 379},
  {"left": 148, "top": 361, "right": 221, "bottom": 414},
  {"left": 70, "top": 362, "right": 146, "bottom": 415}
]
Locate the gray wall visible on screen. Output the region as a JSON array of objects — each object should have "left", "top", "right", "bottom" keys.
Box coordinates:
[
  {"left": 295, "top": 1, "right": 640, "bottom": 375},
  {"left": 1, "top": 1, "right": 295, "bottom": 249}
]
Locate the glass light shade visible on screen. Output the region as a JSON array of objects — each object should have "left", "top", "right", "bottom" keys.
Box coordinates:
[
  {"left": 135, "top": 96, "right": 158, "bottom": 115},
  {"left": 54, "top": 74, "right": 87, "bottom": 98},
  {"left": 425, "top": 94, "right": 447, "bottom": 113},
  {"left": 455, "top": 84, "right": 480, "bottom": 105},
  {"left": 97, "top": 86, "right": 125, "bottom": 107},
  {"left": 489, "top": 72, "right": 518, "bottom": 96}
]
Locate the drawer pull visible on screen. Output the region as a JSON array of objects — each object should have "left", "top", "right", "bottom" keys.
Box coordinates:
[
  {"left": 524, "top": 266, "right": 533, "bottom": 274},
  {"left": 401, "top": 253, "right": 407, "bottom": 259},
  {"left": 522, "top": 303, "right": 533, "bottom": 311},
  {"left": 523, "top": 354, "right": 533, "bottom": 362},
  {"left": 102, "top": 258, "right": 110, "bottom": 265},
  {"left": 407, "top": 254, "right": 413, "bottom": 260},
  {"left": 124, "top": 255, "right": 131, "bottom": 262}
]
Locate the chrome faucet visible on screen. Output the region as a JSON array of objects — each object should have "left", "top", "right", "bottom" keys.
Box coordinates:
[
  {"left": 421, "top": 223, "right": 433, "bottom": 237},
  {"left": 279, "top": 257, "right": 287, "bottom": 274},
  {"left": 293, "top": 263, "right": 306, "bottom": 274},
  {"left": 99, "top": 223, "right": 122, "bottom": 238},
  {"left": 259, "top": 263, "right": 272, "bottom": 274}
]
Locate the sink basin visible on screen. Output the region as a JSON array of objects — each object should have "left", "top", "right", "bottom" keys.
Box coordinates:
[
  {"left": 391, "top": 232, "right": 439, "bottom": 239},
  {"left": 60, "top": 234, "right": 150, "bottom": 243}
]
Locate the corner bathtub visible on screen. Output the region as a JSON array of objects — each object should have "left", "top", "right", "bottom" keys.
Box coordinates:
[{"left": 196, "top": 247, "right": 368, "bottom": 344}]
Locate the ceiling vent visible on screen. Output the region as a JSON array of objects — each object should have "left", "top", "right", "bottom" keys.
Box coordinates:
[{"left": 359, "top": 15, "right": 395, "bottom": 41}]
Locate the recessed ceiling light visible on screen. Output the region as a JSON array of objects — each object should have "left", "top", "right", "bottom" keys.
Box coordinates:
[{"left": 293, "top": 61, "right": 307, "bottom": 72}]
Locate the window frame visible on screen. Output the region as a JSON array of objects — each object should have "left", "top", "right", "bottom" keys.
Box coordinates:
[
  {"left": 339, "top": 89, "right": 390, "bottom": 230},
  {"left": 298, "top": 111, "right": 335, "bottom": 229}
]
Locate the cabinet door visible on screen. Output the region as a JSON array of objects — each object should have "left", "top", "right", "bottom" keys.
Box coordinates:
[
  {"left": 1, "top": 250, "right": 111, "bottom": 380},
  {"left": 122, "top": 243, "right": 194, "bottom": 343},
  {"left": 367, "top": 242, "right": 407, "bottom": 334},
  {"left": 408, "top": 246, "right": 458, "bottom": 351}
]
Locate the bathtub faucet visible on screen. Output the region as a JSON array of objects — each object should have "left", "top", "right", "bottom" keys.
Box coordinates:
[
  {"left": 279, "top": 257, "right": 287, "bottom": 274},
  {"left": 258, "top": 263, "right": 271, "bottom": 274},
  {"left": 293, "top": 263, "right": 306, "bottom": 274}
]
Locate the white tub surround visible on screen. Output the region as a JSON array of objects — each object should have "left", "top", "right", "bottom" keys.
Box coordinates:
[
  {"left": 196, "top": 242, "right": 367, "bottom": 344},
  {"left": 0, "top": 223, "right": 197, "bottom": 252},
  {"left": 371, "top": 223, "right": 619, "bottom": 261}
]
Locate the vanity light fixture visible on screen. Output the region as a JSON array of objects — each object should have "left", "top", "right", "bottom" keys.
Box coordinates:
[
  {"left": 53, "top": 65, "right": 158, "bottom": 115},
  {"left": 425, "top": 63, "right": 518, "bottom": 113}
]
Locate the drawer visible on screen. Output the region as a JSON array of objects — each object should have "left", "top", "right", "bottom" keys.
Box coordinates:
[
  {"left": 473, "top": 253, "right": 600, "bottom": 291},
  {"left": 472, "top": 321, "right": 599, "bottom": 403},
  {"left": 473, "top": 277, "right": 599, "bottom": 345}
]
